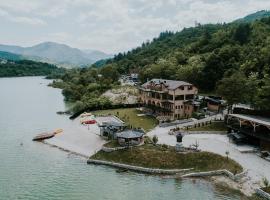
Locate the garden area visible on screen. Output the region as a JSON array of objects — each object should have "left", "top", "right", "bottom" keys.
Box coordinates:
[
  {"left": 91, "top": 144, "right": 243, "bottom": 173},
  {"left": 93, "top": 108, "right": 158, "bottom": 131}
]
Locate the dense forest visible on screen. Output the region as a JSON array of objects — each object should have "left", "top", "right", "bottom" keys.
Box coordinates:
[
  {"left": 0, "top": 59, "right": 65, "bottom": 78},
  {"left": 54, "top": 14, "right": 270, "bottom": 111}
]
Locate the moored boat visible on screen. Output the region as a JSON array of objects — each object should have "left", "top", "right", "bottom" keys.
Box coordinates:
[
  {"left": 32, "top": 132, "right": 55, "bottom": 141},
  {"left": 33, "top": 129, "right": 63, "bottom": 141}
]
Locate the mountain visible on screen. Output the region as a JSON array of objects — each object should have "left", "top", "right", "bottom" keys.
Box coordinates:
[
  {"left": 83, "top": 49, "right": 113, "bottom": 61},
  {"left": 0, "top": 51, "right": 24, "bottom": 61},
  {"left": 234, "top": 10, "right": 270, "bottom": 23},
  {"left": 0, "top": 42, "right": 111, "bottom": 68}
]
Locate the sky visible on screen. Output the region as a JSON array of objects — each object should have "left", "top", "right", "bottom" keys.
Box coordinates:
[{"left": 0, "top": 0, "right": 270, "bottom": 54}]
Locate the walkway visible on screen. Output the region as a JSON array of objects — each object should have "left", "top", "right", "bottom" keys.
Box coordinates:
[{"left": 147, "top": 114, "right": 270, "bottom": 192}]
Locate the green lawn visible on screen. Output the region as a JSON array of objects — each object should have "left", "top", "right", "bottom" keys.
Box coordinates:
[
  {"left": 188, "top": 121, "right": 227, "bottom": 132},
  {"left": 91, "top": 144, "right": 243, "bottom": 173},
  {"left": 93, "top": 108, "right": 158, "bottom": 132},
  {"left": 103, "top": 140, "right": 120, "bottom": 148},
  {"left": 263, "top": 186, "right": 270, "bottom": 194}
]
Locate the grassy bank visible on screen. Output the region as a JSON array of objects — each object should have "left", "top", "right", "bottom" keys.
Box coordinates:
[
  {"left": 93, "top": 108, "right": 158, "bottom": 131},
  {"left": 188, "top": 121, "right": 227, "bottom": 132},
  {"left": 263, "top": 186, "right": 270, "bottom": 194},
  {"left": 91, "top": 144, "right": 242, "bottom": 173}
]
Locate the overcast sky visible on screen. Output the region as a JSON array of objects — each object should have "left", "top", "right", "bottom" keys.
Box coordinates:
[{"left": 0, "top": 0, "right": 270, "bottom": 54}]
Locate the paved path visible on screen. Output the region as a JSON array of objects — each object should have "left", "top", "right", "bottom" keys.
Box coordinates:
[
  {"left": 147, "top": 114, "right": 270, "bottom": 192},
  {"left": 148, "top": 113, "right": 224, "bottom": 144},
  {"left": 46, "top": 119, "right": 106, "bottom": 157}
]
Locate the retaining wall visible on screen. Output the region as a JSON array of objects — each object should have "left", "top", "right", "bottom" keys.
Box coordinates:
[
  {"left": 87, "top": 159, "right": 193, "bottom": 175},
  {"left": 101, "top": 146, "right": 126, "bottom": 153},
  {"left": 256, "top": 188, "right": 270, "bottom": 200},
  {"left": 182, "top": 169, "right": 247, "bottom": 182}
]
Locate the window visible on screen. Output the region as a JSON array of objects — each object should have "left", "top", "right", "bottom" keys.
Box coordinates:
[
  {"left": 188, "top": 86, "right": 193, "bottom": 90},
  {"left": 185, "top": 94, "right": 194, "bottom": 100},
  {"left": 168, "top": 95, "right": 173, "bottom": 100},
  {"left": 175, "top": 95, "right": 184, "bottom": 100}
]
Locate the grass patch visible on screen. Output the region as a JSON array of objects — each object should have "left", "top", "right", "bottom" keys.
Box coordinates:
[
  {"left": 188, "top": 121, "right": 227, "bottom": 132},
  {"left": 91, "top": 144, "right": 243, "bottom": 173},
  {"left": 93, "top": 108, "right": 158, "bottom": 132},
  {"left": 104, "top": 140, "right": 120, "bottom": 148},
  {"left": 263, "top": 186, "right": 270, "bottom": 194}
]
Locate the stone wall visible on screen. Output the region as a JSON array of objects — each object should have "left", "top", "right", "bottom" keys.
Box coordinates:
[
  {"left": 101, "top": 146, "right": 126, "bottom": 153},
  {"left": 182, "top": 169, "right": 247, "bottom": 182},
  {"left": 256, "top": 188, "right": 270, "bottom": 200},
  {"left": 87, "top": 159, "right": 193, "bottom": 175}
]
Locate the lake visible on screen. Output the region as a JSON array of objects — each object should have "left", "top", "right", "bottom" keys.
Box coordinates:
[{"left": 0, "top": 77, "right": 251, "bottom": 200}]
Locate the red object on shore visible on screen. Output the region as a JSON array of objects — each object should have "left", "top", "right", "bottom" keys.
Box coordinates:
[{"left": 83, "top": 120, "right": 96, "bottom": 124}]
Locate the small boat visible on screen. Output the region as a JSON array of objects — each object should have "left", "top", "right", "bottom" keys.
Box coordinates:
[
  {"left": 33, "top": 129, "right": 63, "bottom": 141},
  {"left": 32, "top": 132, "right": 55, "bottom": 141},
  {"left": 82, "top": 120, "right": 97, "bottom": 125}
]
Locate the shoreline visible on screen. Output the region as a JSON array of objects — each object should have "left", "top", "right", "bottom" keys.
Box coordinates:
[{"left": 44, "top": 137, "right": 259, "bottom": 197}]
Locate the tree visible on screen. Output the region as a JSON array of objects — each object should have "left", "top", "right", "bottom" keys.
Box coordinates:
[
  {"left": 216, "top": 71, "right": 248, "bottom": 113},
  {"left": 152, "top": 135, "right": 158, "bottom": 145},
  {"left": 254, "top": 75, "right": 270, "bottom": 110},
  {"left": 233, "top": 23, "right": 251, "bottom": 44}
]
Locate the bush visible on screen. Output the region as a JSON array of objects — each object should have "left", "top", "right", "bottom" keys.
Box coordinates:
[
  {"left": 71, "top": 101, "right": 86, "bottom": 113},
  {"left": 161, "top": 144, "right": 169, "bottom": 150},
  {"left": 263, "top": 177, "right": 270, "bottom": 187},
  {"left": 152, "top": 135, "right": 158, "bottom": 145}
]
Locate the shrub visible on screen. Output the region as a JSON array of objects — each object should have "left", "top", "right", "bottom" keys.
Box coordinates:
[
  {"left": 152, "top": 135, "right": 158, "bottom": 145},
  {"left": 262, "top": 177, "right": 270, "bottom": 187}
]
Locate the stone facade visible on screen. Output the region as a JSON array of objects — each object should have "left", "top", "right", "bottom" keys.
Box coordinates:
[{"left": 139, "top": 79, "right": 198, "bottom": 120}]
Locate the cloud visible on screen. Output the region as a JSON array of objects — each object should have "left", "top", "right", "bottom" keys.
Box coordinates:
[
  {"left": 1, "top": 0, "right": 270, "bottom": 53},
  {"left": 0, "top": 8, "right": 46, "bottom": 25}
]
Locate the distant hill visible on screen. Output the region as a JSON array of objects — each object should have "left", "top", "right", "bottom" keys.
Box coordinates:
[
  {"left": 234, "top": 10, "right": 270, "bottom": 23},
  {"left": 0, "top": 59, "right": 65, "bottom": 78},
  {"left": 83, "top": 49, "right": 113, "bottom": 62},
  {"left": 0, "top": 42, "right": 112, "bottom": 68},
  {"left": 0, "top": 51, "right": 24, "bottom": 61}
]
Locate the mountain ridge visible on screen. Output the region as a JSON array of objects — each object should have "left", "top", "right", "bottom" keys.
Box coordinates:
[
  {"left": 0, "top": 42, "right": 112, "bottom": 68},
  {"left": 234, "top": 10, "right": 270, "bottom": 23}
]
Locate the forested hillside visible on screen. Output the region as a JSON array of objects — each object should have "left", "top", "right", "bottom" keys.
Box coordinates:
[
  {"left": 54, "top": 14, "right": 270, "bottom": 111},
  {"left": 0, "top": 51, "right": 24, "bottom": 61},
  {"left": 0, "top": 60, "right": 65, "bottom": 78},
  {"left": 106, "top": 17, "right": 270, "bottom": 92}
]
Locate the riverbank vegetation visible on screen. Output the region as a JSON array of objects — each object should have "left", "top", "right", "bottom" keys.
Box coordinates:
[
  {"left": 50, "top": 65, "right": 120, "bottom": 112},
  {"left": 93, "top": 108, "right": 158, "bottom": 131},
  {"left": 0, "top": 60, "right": 65, "bottom": 78},
  {"left": 91, "top": 144, "right": 243, "bottom": 173}
]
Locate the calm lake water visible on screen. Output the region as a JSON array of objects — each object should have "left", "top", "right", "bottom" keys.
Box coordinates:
[{"left": 0, "top": 77, "right": 250, "bottom": 200}]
